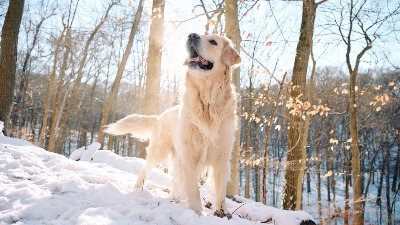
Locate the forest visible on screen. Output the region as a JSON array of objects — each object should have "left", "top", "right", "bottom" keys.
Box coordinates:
[{"left": 0, "top": 0, "right": 399, "bottom": 224}]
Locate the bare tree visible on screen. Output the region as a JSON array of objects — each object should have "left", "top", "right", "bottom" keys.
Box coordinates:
[
  {"left": 37, "top": 30, "right": 65, "bottom": 147},
  {"left": 48, "top": 0, "right": 117, "bottom": 152},
  {"left": 197, "top": 0, "right": 224, "bottom": 35},
  {"left": 12, "top": 1, "right": 55, "bottom": 138},
  {"left": 45, "top": 0, "right": 78, "bottom": 152},
  {"left": 0, "top": 0, "right": 25, "bottom": 135},
  {"left": 224, "top": 0, "right": 242, "bottom": 196},
  {"left": 332, "top": 0, "right": 400, "bottom": 223},
  {"left": 97, "top": 0, "right": 144, "bottom": 146},
  {"left": 282, "top": 0, "right": 326, "bottom": 210}
]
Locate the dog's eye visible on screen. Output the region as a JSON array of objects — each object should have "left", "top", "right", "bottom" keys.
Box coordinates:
[{"left": 209, "top": 40, "right": 218, "bottom": 46}]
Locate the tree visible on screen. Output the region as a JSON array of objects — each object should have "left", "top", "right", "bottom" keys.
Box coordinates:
[
  {"left": 97, "top": 0, "right": 144, "bottom": 146},
  {"left": 12, "top": 1, "right": 55, "bottom": 138},
  {"left": 224, "top": 0, "right": 241, "bottom": 196},
  {"left": 37, "top": 29, "right": 65, "bottom": 147},
  {"left": 141, "top": 0, "right": 165, "bottom": 158},
  {"left": 332, "top": 0, "right": 400, "bottom": 223},
  {"left": 0, "top": 0, "right": 25, "bottom": 135},
  {"left": 282, "top": 0, "right": 326, "bottom": 210},
  {"left": 45, "top": 24, "right": 73, "bottom": 152},
  {"left": 48, "top": 0, "right": 117, "bottom": 152}
]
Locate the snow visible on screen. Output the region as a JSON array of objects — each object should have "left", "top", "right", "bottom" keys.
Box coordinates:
[{"left": 0, "top": 135, "right": 315, "bottom": 225}]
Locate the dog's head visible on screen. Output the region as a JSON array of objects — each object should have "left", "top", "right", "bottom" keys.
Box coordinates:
[{"left": 185, "top": 33, "right": 241, "bottom": 78}]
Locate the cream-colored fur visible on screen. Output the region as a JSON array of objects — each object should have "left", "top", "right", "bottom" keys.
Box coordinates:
[{"left": 105, "top": 33, "right": 241, "bottom": 215}]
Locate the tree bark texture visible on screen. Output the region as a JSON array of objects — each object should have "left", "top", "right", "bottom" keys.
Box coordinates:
[
  {"left": 0, "top": 0, "right": 25, "bottom": 135},
  {"left": 224, "top": 0, "right": 241, "bottom": 196},
  {"left": 282, "top": 0, "right": 316, "bottom": 210},
  {"left": 349, "top": 70, "right": 363, "bottom": 225},
  {"left": 245, "top": 79, "right": 253, "bottom": 199}
]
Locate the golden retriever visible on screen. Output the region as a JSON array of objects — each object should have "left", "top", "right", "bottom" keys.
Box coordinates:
[{"left": 105, "top": 33, "right": 241, "bottom": 216}]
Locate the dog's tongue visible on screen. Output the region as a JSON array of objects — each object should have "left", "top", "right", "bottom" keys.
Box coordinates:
[{"left": 189, "top": 56, "right": 208, "bottom": 65}]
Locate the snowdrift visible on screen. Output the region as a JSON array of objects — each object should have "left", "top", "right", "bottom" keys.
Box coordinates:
[{"left": 0, "top": 136, "right": 315, "bottom": 225}]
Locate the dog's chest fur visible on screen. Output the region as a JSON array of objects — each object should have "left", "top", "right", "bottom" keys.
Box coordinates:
[{"left": 182, "top": 76, "right": 237, "bottom": 142}]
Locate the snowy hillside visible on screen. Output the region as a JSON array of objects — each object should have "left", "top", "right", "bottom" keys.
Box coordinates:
[{"left": 0, "top": 136, "right": 315, "bottom": 225}]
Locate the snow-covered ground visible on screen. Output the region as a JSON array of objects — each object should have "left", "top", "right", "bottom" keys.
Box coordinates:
[{"left": 0, "top": 136, "right": 315, "bottom": 225}]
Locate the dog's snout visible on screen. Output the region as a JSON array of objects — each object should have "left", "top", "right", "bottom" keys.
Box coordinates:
[{"left": 188, "top": 33, "right": 200, "bottom": 40}]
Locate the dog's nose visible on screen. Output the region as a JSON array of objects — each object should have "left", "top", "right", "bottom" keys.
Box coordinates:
[{"left": 188, "top": 33, "right": 200, "bottom": 40}]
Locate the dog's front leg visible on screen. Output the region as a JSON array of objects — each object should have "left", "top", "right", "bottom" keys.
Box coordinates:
[
  {"left": 182, "top": 160, "right": 202, "bottom": 215},
  {"left": 212, "top": 160, "right": 230, "bottom": 213}
]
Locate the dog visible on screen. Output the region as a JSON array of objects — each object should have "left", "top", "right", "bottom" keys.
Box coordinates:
[{"left": 105, "top": 33, "right": 241, "bottom": 216}]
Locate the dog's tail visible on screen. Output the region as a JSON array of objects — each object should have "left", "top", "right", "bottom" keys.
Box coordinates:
[{"left": 104, "top": 114, "right": 159, "bottom": 141}]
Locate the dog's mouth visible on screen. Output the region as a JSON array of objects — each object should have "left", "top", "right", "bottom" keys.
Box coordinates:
[{"left": 187, "top": 46, "right": 214, "bottom": 71}]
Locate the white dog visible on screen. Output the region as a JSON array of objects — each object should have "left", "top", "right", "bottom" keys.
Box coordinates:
[{"left": 105, "top": 33, "right": 241, "bottom": 216}]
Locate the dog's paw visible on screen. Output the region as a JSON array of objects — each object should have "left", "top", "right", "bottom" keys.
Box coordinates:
[
  {"left": 134, "top": 183, "right": 144, "bottom": 191},
  {"left": 214, "top": 209, "right": 232, "bottom": 220},
  {"left": 134, "top": 179, "right": 144, "bottom": 190}
]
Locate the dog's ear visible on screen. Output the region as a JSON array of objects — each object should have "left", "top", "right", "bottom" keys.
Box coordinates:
[
  {"left": 183, "top": 58, "right": 188, "bottom": 66},
  {"left": 222, "top": 42, "right": 241, "bottom": 67}
]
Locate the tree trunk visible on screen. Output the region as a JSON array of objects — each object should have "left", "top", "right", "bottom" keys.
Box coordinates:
[
  {"left": 384, "top": 141, "right": 392, "bottom": 225},
  {"left": 349, "top": 70, "right": 363, "bottom": 225},
  {"left": 255, "top": 149, "right": 260, "bottom": 202},
  {"left": 344, "top": 150, "right": 351, "bottom": 225},
  {"left": 392, "top": 147, "right": 400, "bottom": 192},
  {"left": 38, "top": 33, "right": 64, "bottom": 147},
  {"left": 52, "top": 82, "right": 71, "bottom": 154},
  {"left": 46, "top": 0, "right": 79, "bottom": 151},
  {"left": 47, "top": 27, "right": 72, "bottom": 152},
  {"left": 53, "top": 1, "right": 116, "bottom": 152},
  {"left": 96, "top": 0, "right": 144, "bottom": 146},
  {"left": 342, "top": 0, "right": 372, "bottom": 221},
  {"left": 14, "top": 14, "right": 48, "bottom": 138},
  {"left": 107, "top": 93, "right": 118, "bottom": 151},
  {"left": 140, "top": 0, "right": 165, "bottom": 159},
  {"left": 0, "top": 0, "right": 24, "bottom": 135},
  {"left": 85, "top": 75, "right": 98, "bottom": 146},
  {"left": 224, "top": 0, "right": 241, "bottom": 196},
  {"left": 282, "top": 0, "right": 316, "bottom": 210},
  {"left": 262, "top": 74, "right": 286, "bottom": 205},
  {"left": 245, "top": 80, "right": 253, "bottom": 199},
  {"left": 143, "top": 0, "right": 165, "bottom": 115},
  {"left": 316, "top": 138, "right": 322, "bottom": 224}
]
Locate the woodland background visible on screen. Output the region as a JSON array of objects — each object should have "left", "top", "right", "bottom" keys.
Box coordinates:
[{"left": 0, "top": 0, "right": 399, "bottom": 224}]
